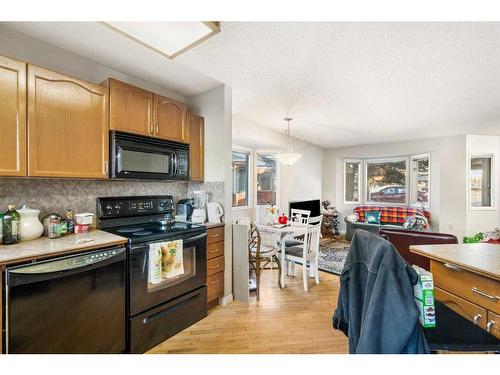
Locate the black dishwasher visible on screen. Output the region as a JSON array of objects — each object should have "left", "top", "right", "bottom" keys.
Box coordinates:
[{"left": 5, "top": 246, "right": 126, "bottom": 354}]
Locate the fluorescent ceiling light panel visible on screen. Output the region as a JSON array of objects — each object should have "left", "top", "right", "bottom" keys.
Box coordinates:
[{"left": 104, "top": 22, "right": 220, "bottom": 59}]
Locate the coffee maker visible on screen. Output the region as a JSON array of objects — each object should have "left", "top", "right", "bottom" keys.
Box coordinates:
[{"left": 175, "top": 198, "right": 194, "bottom": 222}]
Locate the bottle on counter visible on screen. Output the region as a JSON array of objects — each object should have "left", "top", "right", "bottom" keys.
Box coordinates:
[
  {"left": 43, "top": 213, "right": 62, "bottom": 239},
  {"left": 3, "top": 205, "right": 21, "bottom": 245},
  {"left": 60, "top": 219, "right": 68, "bottom": 236},
  {"left": 65, "top": 209, "right": 75, "bottom": 235},
  {"left": 0, "top": 212, "right": 3, "bottom": 243}
]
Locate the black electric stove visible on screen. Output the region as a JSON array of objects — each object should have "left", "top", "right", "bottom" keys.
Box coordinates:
[
  {"left": 97, "top": 195, "right": 208, "bottom": 353},
  {"left": 105, "top": 221, "right": 205, "bottom": 244}
]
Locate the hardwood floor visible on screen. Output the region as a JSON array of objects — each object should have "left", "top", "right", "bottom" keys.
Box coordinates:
[{"left": 148, "top": 266, "right": 348, "bottom": 354}]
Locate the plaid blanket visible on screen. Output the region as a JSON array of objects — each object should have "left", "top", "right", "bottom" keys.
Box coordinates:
[{"left": 353, "top": 206, "right": 431, "bottom": 226}]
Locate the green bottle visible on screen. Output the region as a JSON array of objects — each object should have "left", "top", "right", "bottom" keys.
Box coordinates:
[
  {"left": 3, "top": 205, "right": 21, "bottom": 245},
  {"left": 0, "top": 212, "right": 3, "bottom": 244}
]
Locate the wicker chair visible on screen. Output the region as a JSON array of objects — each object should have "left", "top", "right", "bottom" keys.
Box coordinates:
[{"left": 248, "top": 222, "right": 282, "bottom": 300}]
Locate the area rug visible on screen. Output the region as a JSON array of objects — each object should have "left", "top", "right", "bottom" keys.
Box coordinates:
[{"left": 318, "top": 236, "right": 351, "bottom": 276}]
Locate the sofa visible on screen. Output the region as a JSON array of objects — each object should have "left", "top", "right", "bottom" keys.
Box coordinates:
[
  {"left": 379, "top": 228, "right": 458, "bottom": 270},
  {"left": 344, "top": 205, "right": 431, "bottom": 241}
]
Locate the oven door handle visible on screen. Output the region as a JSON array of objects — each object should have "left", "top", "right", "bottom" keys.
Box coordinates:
[
  {"left": 184, "top": 232, "right": 207, "bottom": 244},
  {"left": 6, "top": 247, "right": 126, "bottom": 287}
]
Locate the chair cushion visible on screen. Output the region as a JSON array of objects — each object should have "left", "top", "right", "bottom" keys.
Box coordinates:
[
  {"left": 285, "top": 246, "right": 304, "bottom": 257},
  {"left": 284, "top": 239, "right": 304, "bottom": 247}
]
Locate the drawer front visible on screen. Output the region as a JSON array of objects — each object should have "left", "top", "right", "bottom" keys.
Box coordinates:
[
  {"left": 207, "top": 241, "right": 224, "bottom": 260},
  {"left": 207, "top": 256, "right": 224, "bottom": 276},
  {"left": 486, "top": 311, "right": 500, "bottom": 339},
  {"left": 207, "top": 227, "right": 224, "bottom": 245},
  {"left": 431, "top": 260, "right": 500, "bottom": 314},
  {"left": 435, "top": 287, "right": 487, "bottom": 329},
  {"left": 207, "top": 272, "right": 224, "bottom": 302}
]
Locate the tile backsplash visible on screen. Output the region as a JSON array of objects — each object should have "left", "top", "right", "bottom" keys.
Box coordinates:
[
  {"left": 187, "top": 181, "right": 225, "bottom": 205},
  {"left": 0, "top": 178, "right": 224, "bottom": 219},
  {"left": 0, "top": 178, "right": 189, "bottom": 219},
  {"left": 0, "top": 178, "right": 225, "bottom": 220}
]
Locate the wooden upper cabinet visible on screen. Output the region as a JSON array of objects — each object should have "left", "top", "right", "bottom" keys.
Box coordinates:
[
  {"left": 0, "top": 55, "right": 27, "bottom": 176},
  {"left": 153, "top": 94, "right": 186, "bottom": 142},
  {"left": 27, "top": 65, "right": 109, "bottom": 178},
  {"left": 108, "top": 78, "right": 153, "bottom": 136},
  {"left": 187, "top": 113, "right": 205, "bottom": 181}
]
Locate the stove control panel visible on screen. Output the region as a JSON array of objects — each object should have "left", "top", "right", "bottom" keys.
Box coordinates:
[{"left": 97, "top": 195, "right": 174, "bottom": 219}]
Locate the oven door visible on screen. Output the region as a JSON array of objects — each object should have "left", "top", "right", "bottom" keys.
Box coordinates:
[
  {"left": 129, "top": 231, "right": 207, "bottom": 316},
  {"left": 110, "top": 131, "right": 188, "bottom": 180}
]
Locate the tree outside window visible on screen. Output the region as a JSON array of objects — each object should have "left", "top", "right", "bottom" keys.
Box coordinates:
[
  {"left": 256, "top": 154, "right": 277, "bottom": 205},
  {"left": 366, "top": 159, "right": 407, "bottom": 204}
]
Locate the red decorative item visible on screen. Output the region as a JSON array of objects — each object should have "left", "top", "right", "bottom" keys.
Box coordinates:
[{"left": 278, "top": 214, "right": 288, "bottom": 224}]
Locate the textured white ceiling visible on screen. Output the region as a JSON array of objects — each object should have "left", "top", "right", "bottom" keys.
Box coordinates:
[
  {"left": 178, "top": 22, "right": 500, "bottom": 148},
  {"left": 4, "top": 22, "right": 500, "bottom": 148},
  {"left": 1, "top": 22, "right": 221, "bottom": 97}
]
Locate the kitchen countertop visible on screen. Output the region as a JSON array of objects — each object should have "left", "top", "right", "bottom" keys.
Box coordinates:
[
  {"left": 0, "top": 230, "right": 128, "bottom": 267},
  {"left": 204, "top": 222, "right": 225, "bottom": 229},
  {"left": 410, "top": 243, "right": 500, "bottom": 281}
]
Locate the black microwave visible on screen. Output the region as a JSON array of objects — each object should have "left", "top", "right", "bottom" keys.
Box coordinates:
[{"left": 110, "top": 131, "right": 189, "bottom": 180}]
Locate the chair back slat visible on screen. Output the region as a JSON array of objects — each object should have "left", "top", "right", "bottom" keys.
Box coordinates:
[
  {"left": 290, "top": 209, "right": 311, "bottom": 225},
  {"left": 248, "top": 222, "right": 261, "bottom": 258},
  {"left": 305, "top": 216, "right": 323, "bottom": 256}
]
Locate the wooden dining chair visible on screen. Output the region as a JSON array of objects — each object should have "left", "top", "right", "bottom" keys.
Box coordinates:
[
  {"left": 248, "top": 222, "right": 282, "bottom": 300},
  {"left": 284, "top": 215, "right": 323, "bottom": 291}
]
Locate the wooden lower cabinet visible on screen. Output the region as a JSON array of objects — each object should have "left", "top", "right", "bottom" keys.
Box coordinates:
[
  {"left": 435, "top": 287, "right": 487, "bottom": 329},
  {"left": 0, "top": 55, "right": 26, "bottom": 177},
  {"left": 431, "top": 259, "right": 500, "bottom": 340},
  {"left": 206, "top": 225, "right": 224, "bottom": 308},
  {"left": 486, "top": 311, "right": 499, "bottom": 339},
  {"left": 28, "top": 65, "right": 109, "bottom": 178}
]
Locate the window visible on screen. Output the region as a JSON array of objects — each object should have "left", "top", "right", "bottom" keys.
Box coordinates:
[
  {"left": 344, "top": 160, "right": 361, "bottom": 203},
  {"left": 365, "top": 158, "right": 408, "bottom": 204},
  {"left": 256, "top": 154, "right": 278, "bottom": 205},
  {"left": 232, "top": 151, "right": 250, "bottom": 207},
  {"left": 411, "top": 155, "right": 430, "bottom": 207},
  {"left": 470, "top": 155, "right": 493, "bottom": 208}
]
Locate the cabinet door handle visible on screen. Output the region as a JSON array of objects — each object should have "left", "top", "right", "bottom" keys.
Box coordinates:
[
  {"left": 103, "top": 160, "right": 109, "bottom": 175},
  {"left": 209, "top": 280, "right": 218, "bottom": 285},
  {"left": 486, "top": 320, "right": 496, "bottom": 332},
  {"left": 473, "top": 314, "right": 482, "bottom": 324},
  {"left": 210, "top": 265, "right": 221, "bottom": 270},
  {"left": 155, "top": 123, "right": 159, "bottom": 135},
  {"left": 471, "top": 287, "right": 499, "bottom": 301},
  {"left": 149, "top": 123, "right": 154, "bottom": 134},
  {"left": 444, "top": 263, "right": 462, "bottom": 271}
]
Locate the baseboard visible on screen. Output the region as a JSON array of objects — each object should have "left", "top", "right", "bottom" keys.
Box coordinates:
[{"left": 220, "top": 293, "right": 234, "bottom": 306}]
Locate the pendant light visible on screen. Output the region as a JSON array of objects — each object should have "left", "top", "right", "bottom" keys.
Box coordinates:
[{"left": 275, "top": 117, "right": 302, "bottom": 166}]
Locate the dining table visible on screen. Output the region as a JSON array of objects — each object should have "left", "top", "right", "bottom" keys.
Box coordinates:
[{"left": 256, "top": 223, "right": 307, "bottom": 288}]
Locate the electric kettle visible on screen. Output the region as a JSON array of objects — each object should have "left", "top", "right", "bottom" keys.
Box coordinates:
[{"left": 207, "top": 202, "right": 224, "bottom": 223}]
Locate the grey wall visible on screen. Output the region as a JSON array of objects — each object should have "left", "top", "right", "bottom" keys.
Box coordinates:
[
  {"left": 322, "top": 135, "right": 468, "bottom": 238},
  {"left": 187, "top": 85, "right": 233, "bottom": 302}
]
